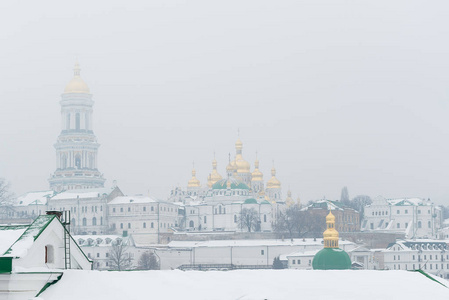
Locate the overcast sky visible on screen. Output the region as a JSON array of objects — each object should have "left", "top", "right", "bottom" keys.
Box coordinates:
[{"left": 1, "top": 0, "right": 448, "bottom": 204}]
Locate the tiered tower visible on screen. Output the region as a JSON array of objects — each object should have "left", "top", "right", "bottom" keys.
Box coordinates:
[{"left": 48, "top": 63, "right": 105, "bottom": 192}]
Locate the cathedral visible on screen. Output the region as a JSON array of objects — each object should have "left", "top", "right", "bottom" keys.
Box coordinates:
[{"left": 48, "top": 62, "right": 105, "bottom": 191}]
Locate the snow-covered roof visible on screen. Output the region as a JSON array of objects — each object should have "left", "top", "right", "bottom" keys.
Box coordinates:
[
  {"left": 51, "top": 187, "right": 116, "bottom": 200},
  {"left": 108, "top": 195, "right": 158, "bottom": 204},
  {"left": 0, "top": 225, "right": 28, "bottom": 255},
  {"left": 285, "top": 250, "right": 319, "bottom": 258},
  {"left": 15, "top": 190, "right": 55, "bottom": 206},
  {"left": 40, "top": 269, "right": 449, "bottom": 300},
  {"left": 73, "top": 235, "right": 124, "bottom": 246},
  {"left": 387, "top": 198, "right": 432, "bottom": 206},
  {"left": 3, "top": 215, "right": 56, "bottom": 257},
  {"left": 167, "top": 238, "right": 354, "bottom": 248}
]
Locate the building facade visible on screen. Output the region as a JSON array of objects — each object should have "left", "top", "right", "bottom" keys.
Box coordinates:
[{"left": 362, "top": 196, "right": 442, "bottom": 239}]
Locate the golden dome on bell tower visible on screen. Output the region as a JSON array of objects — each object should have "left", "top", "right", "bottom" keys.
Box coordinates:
[
  {"left": 234, "top": 138, "right": 250, "bottom": 173},
  {"left": 285, "top": 190, "right": 294, "bottom": 207},
  {"left": 64, "top": 62, "right": 90, "bottom": 94},
  {"left": 187, "top": 168, "right": 201, "bottom": 188},
  {"left": 323, "top": 210, "right": 339, "bottom": 248}
]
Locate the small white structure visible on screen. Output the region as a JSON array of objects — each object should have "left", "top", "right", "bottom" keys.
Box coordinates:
[
  {"left": 362, "top": 196, "right": 442, "bottom": 239},
  {"left": 0, "top": 213, "right": 92, "bottom": 299},
  {"left": 286, "top": 250, "right": 317, "bottom": 269}
]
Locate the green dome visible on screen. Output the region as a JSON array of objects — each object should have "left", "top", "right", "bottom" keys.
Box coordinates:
[
  {"left": 212, "top": 178, "right": 250, "bottom": 190},
  {"left": 244, "top": 198, "right": 258, "bottom": 204},
  {"left": 312, "top": 248, "right": 351, "bottom": 270},
  {"left": 260, "top": 200, "right": 271, "bottom": 205}
]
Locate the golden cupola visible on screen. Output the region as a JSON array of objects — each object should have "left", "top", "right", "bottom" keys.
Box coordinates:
[
  {"left": 208, "top": 158, "right": 223, "bottom": 188},
  {"left": 323, "top": 211, "right": 339, "bottom": 248},
  {"left": 285, "top": 190, "right": 294, "bottom": 207},
  {"left": 64, "top": 62, "right": 90, "bottom": 94},
  {"left": 187, "top": 168, "right": 201, "bottom": 188},
  {"left": 266, "top": 167, "right": 281, "bottom": 189},
  {"left": 251, "top": 159, "right": 263, "bottom": 182},
  {"left": 234, "top": 139, "right": 250, "bottom": 173}
]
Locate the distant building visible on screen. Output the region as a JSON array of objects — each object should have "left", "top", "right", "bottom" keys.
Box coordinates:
[
  {"left": 302, "top": 199, "right": 360, "bottom": 232},
  {"left": 48, "top": 63, "right": 105, "bottom": 191},
  {"left": 382, "top": 239, "right": 449, "bottom": 279},
  {"left": 361, "top": 196, "right": 442, "bottom": 239}
]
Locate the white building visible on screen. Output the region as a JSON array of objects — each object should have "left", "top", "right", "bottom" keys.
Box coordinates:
[
  {"left": 0, "top": 213, "right": 92, "bottom": 299},
  {"left": 108, "top": 195, "right": 178, "bottom": 243},
  {"left": 383, "top": 239, "right": 449, "bottom": 279},
  {"left": 154, "top": 238, "right": 357, "bottom": 270},
  {"left": 361, "top": 196, "right": 442, "bottom": 239}
]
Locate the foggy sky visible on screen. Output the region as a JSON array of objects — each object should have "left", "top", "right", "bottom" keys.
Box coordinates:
[{"left": 1, "top": 0, "right": 448, "bottom": 204}]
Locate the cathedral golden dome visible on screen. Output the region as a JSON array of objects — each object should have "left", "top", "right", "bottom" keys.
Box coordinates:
[
  {"left": 251, "top": 159, "right": 263, "bottom": 182},
  {"left": 234, "top": 139, "right": 250, "bottom": 173},
  {"left": 208, "top": 158, "right": 222, "bottom": 187},
  {"left": 266, "top": 167, "right": 281, "bottom": 189},
  {"left": 187, "top": 168, "right": 201, "bottom": 188},
  {"left": 64, "top": 62, "right": 90, "bottom": 94},
  {"left": 285, "top": 190, "right": 294, "bottom": 207}
]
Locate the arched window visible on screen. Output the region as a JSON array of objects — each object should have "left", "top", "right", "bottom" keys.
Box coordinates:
[
  {"left": 76, "top": 113, "right": 80, "bottom": 130},
  {"left": 92, "top": 217, "right": 97, "bottom": 226},
  {"left": 234, "top": 215, "right": 237, "bottom": 223},
  {"left": 75, "top": 154, "right": 81, "bottom": 169},
  {"left": 189, "top": 220, "right": 194, "bottom": 228},
  {"left": 100, "top": 217, "right": 103, "bottom": 225},
  {"left": 418, "top": 221, "right": 422, "bottom": 228},
  {"left": 82, "top": 218, "right": 87, "bottom": 226},
  {"left": 151, "top": 222, "right": 154, "bottom": 228},
  {"left": 143, "top": 222, "right": 146, "bottom": 228},
  {"left": 66, "top": 113, "right": 71, "bottom": 130},
  {"left": 45, "top": 245, "right": 54, "bottom": 264},
  {"left": 428, "top": 221, "right": 431, "bottom": 228}
]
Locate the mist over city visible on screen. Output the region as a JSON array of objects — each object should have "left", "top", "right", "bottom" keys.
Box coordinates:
[{"left": 1, "top": 1, "right": 449, "bottom": 299}]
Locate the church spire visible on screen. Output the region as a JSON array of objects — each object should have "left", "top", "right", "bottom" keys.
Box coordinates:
[{"left": 323, "top": 210, "right": 339, "bottom": 248}]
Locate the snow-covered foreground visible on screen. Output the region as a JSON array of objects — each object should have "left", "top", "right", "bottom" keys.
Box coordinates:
[{"left": 40, "top": 269, "right": 449, "bottom": 300}]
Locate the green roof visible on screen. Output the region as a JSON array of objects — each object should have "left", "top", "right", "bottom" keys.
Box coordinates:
[
  {"left": 212, "top": 178, "right": 250, "bottom": 190},
  {"left": 4, "top": 215, "right": 56, "bottom": 256},
  {"left": 261, "top": 200, "right": 271, "bottom": 205},
  {"left": 312, "top": 248, "right": 351, "bottom": 270},
  {"left": 244, "top": 198, "right": 258, "bottom": 204}
]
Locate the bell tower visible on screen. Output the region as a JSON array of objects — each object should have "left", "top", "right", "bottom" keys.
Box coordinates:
[{"left": 48, "top": 63, "right": 106, "bottom": 191}]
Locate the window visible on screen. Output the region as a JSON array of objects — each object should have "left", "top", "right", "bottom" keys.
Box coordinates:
[
  {"left": 413, "top": 255, "right": 415, "bottom": 260},
  {"left": 106, "top": 253, "right": 109, "bottom": 258},
  {"left": 45, "top": 245, "right": 54, "bottom": 264},
  {"left": 128, "top": 223, "right": 131, "bottom": 229},
  {"left": 264, "top": 215, "right": 267, "bottom": 222},
  {"left": 92, "top": 217, "right": 97, "bottom": 226},
  {"left": 398, "top": 255, "right": 400, "bottom": 260},
  {"left": 204, "top": 216, "right": 207, "bottom": 223},
  {"left": 151, "top": 222, "right": 154, "bottom": 228},
  {"left": 75, "top": 112, "right": 80, "bottom": 130},
  {"left": 405, "top": 210, "right": 408, "bottom": 214},
  {"left": 234, "top": 215, "right": 237, "bottom": 223},
  {"left": 101, "top": 217, "right": 103, "bottom": 225},
  {"left": 143, "top": 222, "right": 146, "bottom": 228},
  {"left": 428, "top": 221, "right": 431, "bottom": 228},
  {"left": 97, "top": 253, "right": 100, "bottom": 258},
  {"left": 397, "top": 223, "right": 400, "bottom": 229},
  {"left": 151, "top": 206, "right": 154, "bottom": 211},
  {"left": 397, "top": 210, "right": 400, "bottom": 214},
  {"left": 189, "top": 220, "right": 194, "bottom": 228},
  {"left": 298, "top": 260, "right": 301, "bottom": 264},
  {"left": 120, "top": 223, "right": 123, "bottom": 229},
  {"left": 394, "top": 255, "right": 396, "bottom": 261},
  {"left": 82, "top": 218, "right": 87, "bottom": 226},
  {"left": 128, "top": 207, "right": 131, "bottom": 212},
  {"left": 120, "top": 208, "right": 123, "bottom": 213},
  {"left": 405, "top": 223, "right": 408, "bottom": 228},
  {"left": 418, "top": 210, "right": 421, "bottom": 214},
  {"left": 143, "top": 207, "right": 146, "bottom": 212},
  {"left": 113, "top": 208, "right": 116, "bottom": 213},
  {"left": 261, "top": 250, "right": 264, "bottom": 255},
  {"left": 430, "top": 255, "right": 433, "bottom": 260},
  {"left": 292, "top": 260, "right": 296, "bottom": 264},
  {"left": 418, "top": 221, "right": 422, "bottom": 228}
]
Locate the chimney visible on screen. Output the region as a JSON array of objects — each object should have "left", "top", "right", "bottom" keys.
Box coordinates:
[{"left": 46, "top": 211, "right": 63, "bottom": 219}]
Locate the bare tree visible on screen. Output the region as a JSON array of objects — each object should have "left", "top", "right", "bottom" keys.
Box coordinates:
[
  {"left": 274, "top": 205, "right": 301, "bottom": 241},
  {"left": 275, "top": 206, "right": 326, "bottom": 239},
  {"left": 138, "top": 251, "right": 159, "bottom": 270},
  {"left": 0, "top": 178, "right": 14, "bottom": 218},
  {"left": 238, "top": 208, "right": 260, "bottom": 232},
  {"left": 108, "top": 241, "right": 133, "bottom": 271}
]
